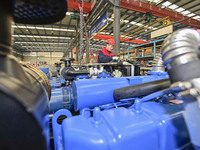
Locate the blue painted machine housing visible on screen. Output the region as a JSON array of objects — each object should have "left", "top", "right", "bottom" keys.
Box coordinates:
[
  {"left": 49, "top": 72, "right": 169, "bottom": 113},
  {"left": 39, "top": 68, "right": 49, "bottom": 77},
  {"left": 49, "top": 77, "right": 65, "bottom": 89},
  {"left": 72, "top": 74, "right": 168, "bottom": 111},
  {"left": 52, "top": 102, "right": 191, "bottom": 150},
  {"left": 97, "top": 71, "right": 113, "bottom": 78}
]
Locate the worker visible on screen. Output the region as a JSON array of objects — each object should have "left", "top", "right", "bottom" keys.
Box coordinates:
[{"left": 98, "top": 39, "right": 115, "bottom": 63}]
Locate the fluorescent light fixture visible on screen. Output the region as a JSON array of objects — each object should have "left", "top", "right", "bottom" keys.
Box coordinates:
[
  {"left": 123, "top": 20, "right": 129, "bottom": 23},
  {"left": 99, "top": 32, "right": 110, "bottom": 35},
  {"left": 176, "top": 7, "right": 185, "bottom": 12},
  {"left": 107, "top": 18, "right": 114, "bottom": 21},
  {"left": 66, "top": 12, "right": 72, "bottom": 15},
  {"left": 12, "top": 25, "right": 76, "bottom": 32},
  {"left": 193, "top": 16, "right": 200, "bottom": 20},
  {"left": 162, "top": 1, "right": 172, "bottom": 7},
  {"left": 187, "top": 13, "right": 195, "bottom": 17},
  {"left": 153, "top": 27, "right": 158, "bottom": 30},
  {"left": 13, "top": 35, "right": 73, "bottom": 39},
  {"left": 153, "top": 0, "right": 161, "bottom": 3},
  {"left": 15, "top": 42, "right": 68, "bottom": 44},
  {"left": 136, "top": 23, "right": 143, "bottom": 26},
  {"left": 120, "top": 19, "right": 129, "bottom": 23},
  {"left": 66, "top": 12, "right": 86, "bottom": 16},
  {"left": 169, "top": 4, "right": 178, "bottom": 9},
  {"left": 22, "top": 46, "right": 67, "bottom": 48},
  {"left": 130, "top": 21, "right": 136, "bottom": 24},
  {"left": 182, "top": 10, "right": 190, "bottom": 15}
]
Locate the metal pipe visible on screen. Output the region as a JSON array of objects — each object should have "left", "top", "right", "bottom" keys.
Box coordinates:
[
  {"left": 152, "top": 53, "right": 165, "bottom": 72},
  {"left": 114, "top": 78, "right": 170, "bottom": 101},
  {"left": 161, "top": 28, "right": 200, "bottom": 82},
  {"left": 65, "top": 70, "right": 89, "bottom": 76}
]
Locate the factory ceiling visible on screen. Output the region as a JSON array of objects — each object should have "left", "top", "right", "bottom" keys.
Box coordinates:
[{"left": 13, "top": 0, "right": 200, "bottom": 56}]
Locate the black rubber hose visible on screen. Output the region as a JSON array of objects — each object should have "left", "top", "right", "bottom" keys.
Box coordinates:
[
  {"left": 65, "top": 70, "right": 89, "bottom": 76},
  {"left": 114, "top": 78, "right": 171, "bottom": 101}
]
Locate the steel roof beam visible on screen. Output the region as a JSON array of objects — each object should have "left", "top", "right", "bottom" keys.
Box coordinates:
[{"left": 120, "top": 0, "right": 200, "bottom": 28}]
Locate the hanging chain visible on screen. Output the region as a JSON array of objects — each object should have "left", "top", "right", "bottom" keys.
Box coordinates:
[{"left": 79, "top": 6, "right": 84, "bottom": 65}]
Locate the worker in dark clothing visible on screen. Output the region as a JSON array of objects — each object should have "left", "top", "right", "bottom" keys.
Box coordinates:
[
  {"left": 98, "top": 39, "right": 115, "bottom": 63},
  {"left": 98, "top": 39, "right": 115, "bottom": 72}
]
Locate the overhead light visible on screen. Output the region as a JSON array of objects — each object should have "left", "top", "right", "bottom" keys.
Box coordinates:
[
  {"left": 176, "top": 7, "right": 185, "bottom": 12},
  {"left": 66, "top": 12, "right": 72, "bottom": 15},
  {"left": 12, "top": 25, "right": 76, "bottom": 32},
  {"left": 162, "top": 1, "right": 172, "bottom": 7},
  {"left": 22, "top": 46, "right": 67, "bottom": 48},
  {"left": 120, "top": 19, "right": 129, "bottom": 23},
  {"left": 107, "top": 18, "right": 114, "bottom": 21},
  {"left": 193, "top": 16, "right": 200, "bottom": 20},
  {"left": 13, "top": 35, "right": 73, "bottom": 39},
  {"left": 99, "top": 32, "right": 109, "bottom": 35},
  {"left": 187, "top": 13, "right": 195, "bottom": 17},
  {"left": 136, "top": 23, "right": 143, "bottom": 26},
  {"left": 15, "top": 42, "right": 68, "bottom": 44},
  {"left": 169, "top": 4, "right": 178, "bottom": 9},
  {"left": 182, "top": 10, "right": 190, "bottom": 15},
  {"left": 130, "top": 21, "right": 136, "bottom": 24},
  {"left": 153, "top": 0, "right": 161, "bottom": 3},
  {"left": 66, "top": 12, "right": 86, "bottom": 17}
]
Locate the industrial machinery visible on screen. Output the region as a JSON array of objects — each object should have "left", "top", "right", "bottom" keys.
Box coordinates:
[
  {"left": 49, "top": 54, "right": 168, "bottom": 113},
  {"left": 0, "top": 0, "right": 67, "bottom": 149},
  {"left": 1, "top": 0, "right": 200, "bottom": 149},
  {"left": 52, "top": 28, "right": 200, "bottom": 150},
  {"left": 55, "top": 62, "right": 62, "bottom": 76},
  {"left": 40, "top": 67, "right": 50, "bottom": 78}
]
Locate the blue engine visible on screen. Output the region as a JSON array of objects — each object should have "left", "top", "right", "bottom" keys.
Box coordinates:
[
  {"left": 50, "top": 28, "right": 200, "bottom": 150},
  {"left": 49, "top": 72, "right": 168, "bottom": 113},
  {"left": 52, "top": 102, "right": 191, "bottom": 150},
  {"left": 1, "top": 0, "right": 200, "bottom": 148}
]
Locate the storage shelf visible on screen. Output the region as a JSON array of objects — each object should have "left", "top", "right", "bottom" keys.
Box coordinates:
[{"left": 126, "top": 39, "right": 165, "bottom": 64}]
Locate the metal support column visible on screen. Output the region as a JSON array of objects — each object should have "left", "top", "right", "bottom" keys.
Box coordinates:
[{"left": 113, "top": 0, "right": 120, "bottom": 55}]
